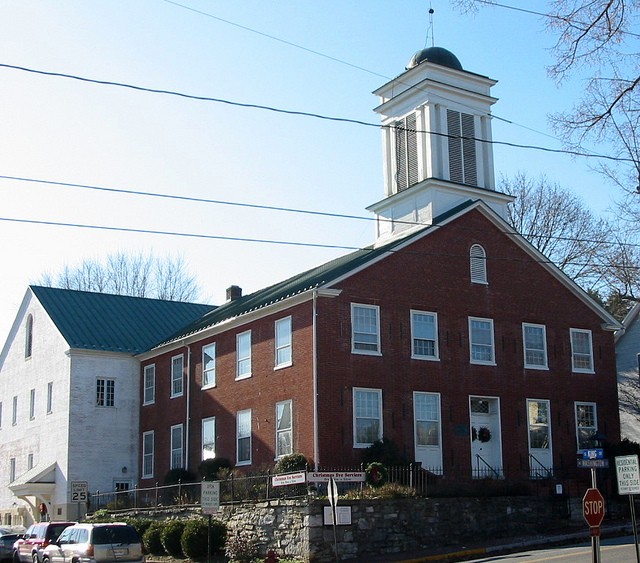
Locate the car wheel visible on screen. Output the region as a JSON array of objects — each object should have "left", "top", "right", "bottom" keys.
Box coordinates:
[{"left": 31, "top": 554, "right": 38, "bottom": 563}]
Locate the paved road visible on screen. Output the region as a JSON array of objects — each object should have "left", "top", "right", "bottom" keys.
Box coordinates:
[{"left": 464, "top": 534, "right": 640, "bottom": 562}]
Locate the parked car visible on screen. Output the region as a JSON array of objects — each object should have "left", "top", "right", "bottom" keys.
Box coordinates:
[
  {"left": 0, "top": 529, "right": 20, "bottom": 563},
  {"left": 42, "top": 524, "right": 143, "bottom": 563},
  {"left": 12, "top": 523, "right": 76, "bottom": 563}
]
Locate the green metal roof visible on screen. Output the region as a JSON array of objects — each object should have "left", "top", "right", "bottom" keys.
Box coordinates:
[
  {"left": 162, "top": 202, "right": 477, "bottom": 345},
  {"left": 30, "top": 285, "right": 216, "bottom": 354}
]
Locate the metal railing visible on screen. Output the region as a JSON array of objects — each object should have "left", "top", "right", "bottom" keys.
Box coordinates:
[{"left": 90, "top": 463, "right": 592, "bottom": 513}]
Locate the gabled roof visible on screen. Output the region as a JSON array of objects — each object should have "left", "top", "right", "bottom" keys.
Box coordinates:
[
  {"left": 158, "top": 199, "right": 620, "bottom": 349},
  {"left": 30, "top": 285, "right": 215, "bottom": 354}
]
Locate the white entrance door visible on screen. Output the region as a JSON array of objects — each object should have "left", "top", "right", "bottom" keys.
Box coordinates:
[
  {"left": 527, "top": 399, "right": 553, "bottom": 478},
  {"left": 413, "top": 392, "right": 443, "bottom": 474},
  {"left": 469, "top": 396, "right": 503, "bottom": 479}
]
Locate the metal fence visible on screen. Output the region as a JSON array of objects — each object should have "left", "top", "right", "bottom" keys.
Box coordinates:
[{"left": 90, "top": 464, "right": 596, "bottom": 513}]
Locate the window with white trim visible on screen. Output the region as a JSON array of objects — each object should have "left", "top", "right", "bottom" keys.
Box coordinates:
[
  {"left": 469, "top": 317, "right": 495, "bottom": 365},
  {"left": 527, "top": 399, "right": 551, "bottom": 449},
  {"left": 447, "top": 109, "right": 477, "bottom": 186},
  {"left": 170, "top": 424, "right": 183, "bottom": 469},
  {"left": 275, "top": 317, "right": 292, "bottom": 368},
  {"left": 96, "top": 378, "right": 115, "bottom": 407},
  {"left": 202, "top": 344, "right": 216, "bottom": 388},
  {"left": 470, "top": 244, "right": 487, "bottom": 284},
  {"left": 353, "top": 388, "right": 383, "bottom": 447},
  {"left": 570, "top": 329, "right": 594, "bottom": 373},
  {"left": 12, "top": 396, "right": 17, "bottom": 426},
  {"left": 27, "top": 453, "right": 34, "bottom": 470},
  {"left": 351, "top": 304, "right": 381, "bottom": 354},
  {"left": 202, "top": 417, "right": 216, "bottom": 460},
  {"left": 236, "top": 331, "right": 252, "bottom": 380},
  {"left": 171, "top": 355, "right": 184, "bottom": 397},
  {"left": 237, "top": 409, "right": 252, "bottom": 465},
  {"left": 29, "top": 389, "right": 35, "bottom": 420},
  {"left": 25, "top": 314, "right": 33, "bottom": 359},
  {"left": 575, "top": 402, "right": 597, "bottom": 451},
  {"left": 46, "top": 382, "right": 53, "bottom": 414},
  {"left": 523, "top": 323, "right": 548, "bottom": 369},
  {"left": 276, "top": 400, "right": 293, "bottom": 458},
  {"left": 143, "top": 365, "right": 155, "bottom": 405},
  {"left": 411, "top": 310, "right": 439, "bottom": 360},
  {"left": 414, "top": 392, "right": 441, "bottom": 447},
  {"left": 142, "top": 431, "right": 154, "bottom": 478},
  {"left": 9, "top": 458, "right": 16, "bottom": 482}
]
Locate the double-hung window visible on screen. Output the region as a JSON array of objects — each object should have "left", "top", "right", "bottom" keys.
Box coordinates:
[
  {"left": 351, "top": 304, "right": 381, "bottom": 354},
  {"left": 469, "top": 317, "right": 495, "bottom": 365},
  {"left": 276, "top": 400, "right": 293, "bottom": 458},
  {"left": 202, "top": 417, "right": 216, "bottom": 460},
  {"left": 170, "top": 424, "right": 183, "bottom": 469},
  {"left": 237, "top": 409, "right": 252, "bottom": 465},
  {"left": 236, "top": 331, "right": 252, "bottom": 379},
  {"left": 570, "top": 329, "right": 594, "bottom": 373},
  {"left": 353, "top": 388, "right": 383, "bottom": 447},
  {"left": 96, "top": 378, "right": 115, "bottom": 407},
  {"left": 142, "top": 431, "right": 154, "bottom": 478},
  {"left": 575, "top": 402, "right": 597, "bottom": 451},
  {"left": 202, "top": 344, "right": 216, "bottom": 388},
  {"left": 143, "top": 365, "right": 155, "bottom": 405},
  {"left": 523, "top": 323, "right": 548, "bottom": 369},
  {"left": 275, "top": 317, "right": 292, "bottom": 368},
  {"left": 46, "top": 382, "right": 53, "bottom": 414},
  {"left": 411, "top": 310, "right": 439, "bottom": 360},
  {"left": 12, "top": 396, "right": 17, "bottom": 426},
  {"left": 171, "top": 355, "right": 184, "bottom": 397}
]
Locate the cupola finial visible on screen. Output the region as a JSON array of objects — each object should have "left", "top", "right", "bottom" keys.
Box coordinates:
[{"left": 425, "top": 3, "right": 435, "bottom": 49}]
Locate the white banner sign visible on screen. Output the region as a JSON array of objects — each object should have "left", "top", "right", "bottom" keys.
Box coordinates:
[
  {"left": 615, "top": 455, "right": 640, "bottom": 495},
  {"left": 307, "top": 471, "right": 365, "bottom": 483},
  {"left": 272, "top": 471, "right": 307, "bottom": 487}
]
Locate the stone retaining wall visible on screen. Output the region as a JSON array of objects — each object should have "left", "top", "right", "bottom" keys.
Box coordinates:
[{"left": 211, "top": 495, "right": 574, "bottom": 562}]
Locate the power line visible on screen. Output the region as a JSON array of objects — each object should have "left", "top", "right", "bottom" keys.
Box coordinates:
[
  {"left": 1, "top": 214, "right": 638, "bottom": 271},
  {"left": 0, "top": 62, "right": 633, "bottom": 165},
  {"left": 3, "top": 172, "right": 640, "bottom": 252}
]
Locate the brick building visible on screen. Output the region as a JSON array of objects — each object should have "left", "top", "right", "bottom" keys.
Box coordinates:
[{"left": 138, "top": 46, "right": 621, "bottom": 485}]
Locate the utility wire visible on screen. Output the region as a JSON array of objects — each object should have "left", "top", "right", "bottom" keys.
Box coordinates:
[
  {"left": 0, "top": 62, "right": 633, "bottom": 165},
  {"left": 2, "top": 173, "right": 639, "bottom": 249},
  {"left": 1, "top": 215, "right": 637, "bottom": 271}
]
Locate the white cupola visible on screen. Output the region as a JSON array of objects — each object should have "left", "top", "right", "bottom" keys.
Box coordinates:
[{"left": 367, "top": 46, "right": 513, "bottom": 242}]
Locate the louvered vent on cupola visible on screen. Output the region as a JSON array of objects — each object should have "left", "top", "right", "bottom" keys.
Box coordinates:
[
  {"left": 447, "top": 109, "right": 477, "bottom": 186},
  {"left": 394, "top": 112, "right": 419, "bottom": 192}
]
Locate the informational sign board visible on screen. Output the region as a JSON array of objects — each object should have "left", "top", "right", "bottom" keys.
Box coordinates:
[
  {"left": 272, "top": 471, "right": 307, "bottom": 487},
  {"left": 323, "top": 506, "right": 352, "bottom": 525},
  {"left": 201, "top": 481, "right": 220, "bottom": 515},
  {"left": 70, "top": 481, "right": 88, "bottom": 503},
  {"left": 307, "top": 471, "right": 365, "bottom": 483},
  {"left": 577, "top": 459, "right": 609, "bottom": 469},
  {"left": 615, "top": 455, "right": 640, "bottom": 495}
]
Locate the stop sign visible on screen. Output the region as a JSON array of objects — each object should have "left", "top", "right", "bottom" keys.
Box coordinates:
[{"left": 583, "top": 487, "right": 605, "bottom": 527}]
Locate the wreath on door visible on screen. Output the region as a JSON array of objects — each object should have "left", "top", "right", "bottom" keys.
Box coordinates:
[{"left": 477, "top": 426, "right": 492, "bottom": 442}]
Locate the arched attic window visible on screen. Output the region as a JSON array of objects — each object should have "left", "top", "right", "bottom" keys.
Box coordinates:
[
  {"left": 25, "top": 314, "right": 33, "bottom": 359},
  {"left": 470, "top": 244, "right": 487, "bottom": 284}
]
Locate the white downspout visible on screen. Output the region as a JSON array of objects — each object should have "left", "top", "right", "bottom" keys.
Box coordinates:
[
  {"left": 312, "top": 290, "right": 319, "bottom": 470},
  {"left": 185, "top": 343, "right": 191, "bottom": 471}
]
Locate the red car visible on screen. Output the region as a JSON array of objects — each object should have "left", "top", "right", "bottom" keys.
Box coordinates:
[{"left": 12, "top": 523, "right": 75, "bottom": 563}]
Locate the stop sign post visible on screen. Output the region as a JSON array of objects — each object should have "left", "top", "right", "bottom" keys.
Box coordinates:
[{"left": 583, "top": 487, "right": 605, "bottom": 530}]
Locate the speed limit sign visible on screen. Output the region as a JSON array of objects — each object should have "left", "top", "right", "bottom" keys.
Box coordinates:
[{"left": 71, "top": 481, "right": 88, "bottom": 502}]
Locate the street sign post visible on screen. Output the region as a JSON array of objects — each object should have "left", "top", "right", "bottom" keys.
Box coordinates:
[{"left": 583, "top": 487, "right": 605, "bottom": 563}]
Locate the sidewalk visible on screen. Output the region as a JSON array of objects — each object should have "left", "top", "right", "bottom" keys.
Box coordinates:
[{"left": 354, "top": 520, "right": 634, "bottom": 562}]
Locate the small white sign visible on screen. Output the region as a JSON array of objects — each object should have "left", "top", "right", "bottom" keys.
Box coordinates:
[
  {"left": 272, "top": 471, "right": 307, "bottom": 487},
  {"left": 615, "top": 455, "right": 640, "bottom": 495},
  {"left": 323, "top": 506, "right": 352, "bottom": 525},
  {"left": 307, "top": 471, "right": 365, "bottom": 483},
  {"left": 70, "top": 481, "right": 88, "bottom": 503},
  {"left": 201, "top": 481, "right": 221, "bottom": 514}
]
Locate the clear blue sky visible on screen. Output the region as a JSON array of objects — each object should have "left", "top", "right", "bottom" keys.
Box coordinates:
[{"left": 0, "top": 0, "right": 621, "bottom": 341}]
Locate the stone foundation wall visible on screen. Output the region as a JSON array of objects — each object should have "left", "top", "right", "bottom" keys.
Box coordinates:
[{"left": 211, "top": 495, "right": 574, "bottom": 562}]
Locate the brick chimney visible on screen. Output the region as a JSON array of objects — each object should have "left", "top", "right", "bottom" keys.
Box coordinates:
[{"left": 226, "top": 285, "right": 242, "bottom": 302}]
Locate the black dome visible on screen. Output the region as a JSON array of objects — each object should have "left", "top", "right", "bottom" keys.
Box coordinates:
[{"left": 406, "top": 47, "right": 463, "bottom": 71}]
